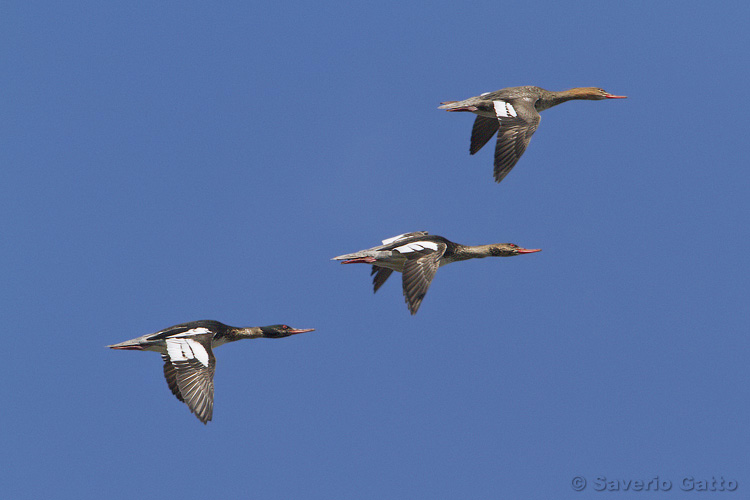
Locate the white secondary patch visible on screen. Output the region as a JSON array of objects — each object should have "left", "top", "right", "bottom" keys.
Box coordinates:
[
  {"left": 493, "top": 100, "right": 517, "bottom": 118},
  {"left": 382, "top": 233, "right": 411, "bottom": 245},
  {"left": 180, "top": 327, "right": 211, "bottom": 336},
  {"left": 480, "top": 91, "right": 490, "bottom": 97},
  {"left": 394, "top": 241, "right": 439, "bottom": 254},
  {"left": 166, "top": 338, "right": 210, "bottom": 367}
]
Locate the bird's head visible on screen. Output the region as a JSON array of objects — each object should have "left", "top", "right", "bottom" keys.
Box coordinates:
[
  {"left": 489, "top": 243, "right": 542, "bottom": 257},
  {"left": 259, "top": 324, "right": 315, "bottom": 338}
]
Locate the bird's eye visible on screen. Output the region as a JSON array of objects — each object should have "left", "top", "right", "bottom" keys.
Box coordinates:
[{"left": 282, "top": 325, "right": 289, "bottom": 329}]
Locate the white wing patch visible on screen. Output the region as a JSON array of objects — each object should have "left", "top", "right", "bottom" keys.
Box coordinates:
[
  {"left": 382, "top": 233, "right": 412, "bottom": 245},
  {"left": 179, "top": 327, "right": 211, "bottom": 336},
  {"left": 493, "top": 100, "right": 517, "bottom": 118},
  {"left": 166, "top": 338, "right": 210, "bottom": 367},
  {"left": 394, "top": 241, "right": 439, "bottom": 254},
  {"left": 480, "top": 91, "right": 491, "bottom": 97}
]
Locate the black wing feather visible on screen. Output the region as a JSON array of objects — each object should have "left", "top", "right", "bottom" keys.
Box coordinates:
[
  {"left": 399, "top": 243, "right": 446, "bottom": 315},
  {"left": 470, "top": 116, "right": 500, "bottom": 155},
  {"left": 162, "top": 354, "right": 184, "bottom": 402},
  {"left": 492, "top": 102, "right": 541, "bottom": 183},
  {"left": 162, "top": 333, "right": 216, "bottom": 424},
  {"left": 371, "top": 266, "right": 393, "bottom": 293}
]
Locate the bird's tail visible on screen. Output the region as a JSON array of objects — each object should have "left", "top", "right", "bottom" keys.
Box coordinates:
[
  {"left": 438, "top": 100, "right": 477, "bottom": 112},
  {"left": 107, "top": 340, "right": 145, "bottom": 350},
  {"left": 332, "top": 250, "right": 389, "bottom": 263}
]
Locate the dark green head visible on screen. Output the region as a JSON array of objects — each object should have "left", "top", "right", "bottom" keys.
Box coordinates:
[
  {"left": 488, "top": 243, "right": 542, "bottom": 257},
  {"left": 260, "top": 324, "right": 315, "bottom": 338}
]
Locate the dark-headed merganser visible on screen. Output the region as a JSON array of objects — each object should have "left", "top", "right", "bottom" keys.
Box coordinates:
[
  {"left": 332, "top": 232, "right": 541, "bottom": 314},
  {"left": 439, "top": 86, "right": 626, "bottom": 183},
  {"left": 108, "top": 320, "right": 314, "bottom": 424}
]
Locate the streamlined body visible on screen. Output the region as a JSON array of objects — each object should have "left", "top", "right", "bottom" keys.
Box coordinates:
[
  {"left": 439, "top": 86, "right": 626, "bottom": 183},
  {"left": 108, "top": 320, "right": 314, "bottom": 423},
  {"left": 333, "top": 232, "right": 540, "bottom": 314}
]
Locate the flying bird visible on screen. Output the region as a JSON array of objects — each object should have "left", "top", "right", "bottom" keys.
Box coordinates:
[
  {"left": 439, "top": 86, "right": 626, "bottom": 183},
  {"left": 333, "top": 232, "right": 541, "bottom": 314},
  {"left": 108, "top": 320, "right": 314, "bottom": 423}
]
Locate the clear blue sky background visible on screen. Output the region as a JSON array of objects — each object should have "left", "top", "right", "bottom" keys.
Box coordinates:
[{"left": 3, "top": 1, "right": 748, "bottom": 498}]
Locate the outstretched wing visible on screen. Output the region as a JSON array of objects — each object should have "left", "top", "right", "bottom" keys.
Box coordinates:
[
  {"left": 491, "top": 99, "right": 541, "bottom": 183},
  {"left": 371, "top": 266, "right": 393, "bottom": 293},
  {"left": 393, "top": 240, "right": 447, "bottom": 314},
  {"left": 470, "top": 116, "right": 499, "bottom": 155},
  {"left": 162, "top": 333, "right": 216, "bottom": 424},
  {"left": 162, "top": 355, "right": 184, "bottom": 402}
]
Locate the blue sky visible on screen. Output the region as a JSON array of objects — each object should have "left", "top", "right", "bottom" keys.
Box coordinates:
[{"left": 3, "top": 1, "right": 749, "bottom": 498}]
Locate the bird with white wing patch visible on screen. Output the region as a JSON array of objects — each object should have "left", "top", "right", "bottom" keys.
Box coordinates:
[
  {"left": 439, "top": 85, "right": 626, "bottom": 183},
  {"left": 108, "top": 320, "right": 314, "bottom": 423},
  {"left": 332, "top": 232, "right": 541, "bottom": 315}
]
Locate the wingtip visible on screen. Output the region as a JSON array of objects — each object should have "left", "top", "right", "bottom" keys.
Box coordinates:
[{"left": 405, "top": 298, "right": 421, "bottom": 315}]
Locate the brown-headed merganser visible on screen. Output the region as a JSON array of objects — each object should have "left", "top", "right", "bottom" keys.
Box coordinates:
[
  {"left": 332, "top": 232, "right": 541, "bottom": 314},
  {"left": 439, "top": 86, "right": 626, "bottom": 183},
  {"left": 108, "top": 320, "right": 314, "bottom": 424}
]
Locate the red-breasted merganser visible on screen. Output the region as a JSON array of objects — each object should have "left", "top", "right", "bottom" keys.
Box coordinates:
[
  {"left": 108, "top": 320, "right": 314, "bottom": 424},
  {"left": 332, "top": 232, "right": 541, "bottom": 314},
  {"left": 439, "top": 86, "right": 626, "bottom": 183}
]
